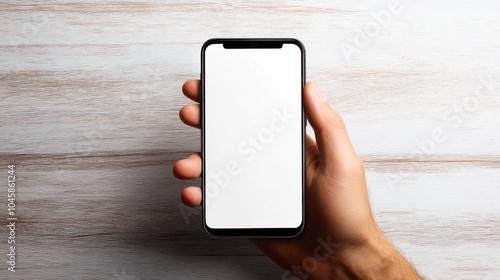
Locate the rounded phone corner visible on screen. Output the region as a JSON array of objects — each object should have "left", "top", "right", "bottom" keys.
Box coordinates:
[
  {"left": 286, "top": 220, "right": 305, "bottom": 238},
  {"left": 287, "top": 38, "right": 305, "bottom": 47},
  {"left": 201, "top": 38, "right": 222, "bottom": 54},
  {"left": 202, "top": 223, "right": 218, "bottom": 237}
]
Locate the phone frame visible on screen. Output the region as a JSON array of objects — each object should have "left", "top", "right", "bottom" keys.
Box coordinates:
[{"left": 200, "top": 38, "right": 306, "bottom": 237}]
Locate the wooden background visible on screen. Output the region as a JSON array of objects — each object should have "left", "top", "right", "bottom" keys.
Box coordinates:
[{"left": 1, "top": 0, "right": 499, "bottom": 279}]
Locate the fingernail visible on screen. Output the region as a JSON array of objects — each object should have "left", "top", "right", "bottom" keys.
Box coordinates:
[{"left": 309, "top": 83, "right": 326, "bottom": 103}]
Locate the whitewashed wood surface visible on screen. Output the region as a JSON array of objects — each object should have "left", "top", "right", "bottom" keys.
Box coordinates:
[{"left": 1, "top": 0, "right": 499, "bottom": 279}]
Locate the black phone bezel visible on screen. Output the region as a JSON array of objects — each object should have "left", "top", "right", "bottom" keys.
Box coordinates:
[{"left": 200, "top": 38, "right": 306, "bottom": 237}]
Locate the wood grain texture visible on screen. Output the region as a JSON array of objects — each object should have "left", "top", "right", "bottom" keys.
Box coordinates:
[{"left": 1, "top": 0, "right": 499, "bottom": 279}]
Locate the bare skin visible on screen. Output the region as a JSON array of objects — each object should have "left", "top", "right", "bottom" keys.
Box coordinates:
[{"left": 173, "top": 80, "right": 423, "bottom": 279}]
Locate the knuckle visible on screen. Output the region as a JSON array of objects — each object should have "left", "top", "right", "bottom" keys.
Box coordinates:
[
  {"left": 340, "top": 156, "right": 365, "bottom": 177},
  {"left": 328, "top": 109, "right": 346, "bottom": 129}
]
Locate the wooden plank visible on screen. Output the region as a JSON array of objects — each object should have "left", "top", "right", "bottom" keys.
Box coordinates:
[
  {"left": 1, "top": 0, "right": 499, "bottom": 156},
  {"left": 0, "top": 154, "right": 499, "bottom": 278}
]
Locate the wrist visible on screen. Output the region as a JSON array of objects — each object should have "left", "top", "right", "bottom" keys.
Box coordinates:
[{"left": 328, "top": 229, "right": 422, "bottom": 280}]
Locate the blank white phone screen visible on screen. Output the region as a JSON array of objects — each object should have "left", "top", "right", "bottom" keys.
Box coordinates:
[{"left": 204, "top": 43, "right": 303, "bottom": 229}]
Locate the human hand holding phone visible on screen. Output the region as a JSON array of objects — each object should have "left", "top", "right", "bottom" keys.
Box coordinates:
[{"left": 174, "top": 80, "right": 423, "bottom": 279}]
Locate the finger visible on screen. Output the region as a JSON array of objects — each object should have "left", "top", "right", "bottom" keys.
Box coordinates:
[
  {"left": 304, "top": 82, "right": 356, "bottom": 166},
  {"left": 305, "top": 134, "right": 318, "bottom": 163},
  {"left": 305, "top": 134, "right": 319, "bottom": 187},
  {"left": 181, "top": 186, "right": 202, "bottom": 207},
  {"left": 173, "top": 153, "right": 202, "bottom": 179},
  {"left": 182, "top": 80, "right": 200, "bottom": 102},
  {"left": 179, "top": 104, "right": 200, "bottom": 128}
]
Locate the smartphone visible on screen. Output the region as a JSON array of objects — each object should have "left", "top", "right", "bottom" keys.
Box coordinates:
[{"left": 201, "top": 38, "right": 305, "bottom": 237}]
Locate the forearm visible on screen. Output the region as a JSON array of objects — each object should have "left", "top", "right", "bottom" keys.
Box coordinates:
[{"left": 328, "top": 231, "right": 423, "bottom": 280}]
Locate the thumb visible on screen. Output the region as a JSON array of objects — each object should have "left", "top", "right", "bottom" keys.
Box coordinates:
[{"left": 304, "top": 82, "right": 357, "bottom": 167}]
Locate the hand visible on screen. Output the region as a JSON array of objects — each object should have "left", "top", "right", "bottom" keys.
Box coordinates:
[{"left": 174, "top": 80, "right": 423, "bottom": 279}]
